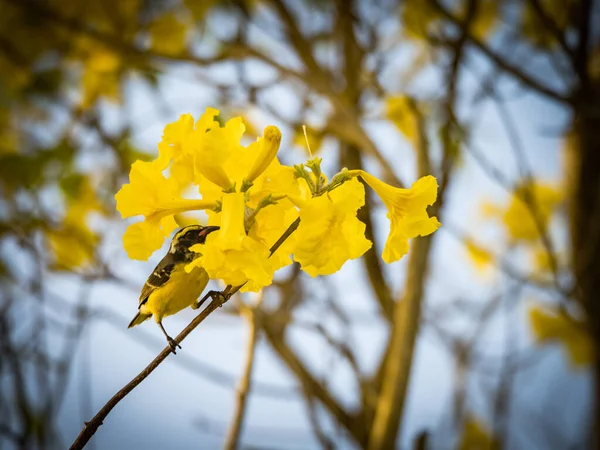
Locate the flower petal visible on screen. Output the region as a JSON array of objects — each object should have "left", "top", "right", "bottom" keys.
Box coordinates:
[{"left": 122, "top": 215, "right": 178, "bottom": 261}]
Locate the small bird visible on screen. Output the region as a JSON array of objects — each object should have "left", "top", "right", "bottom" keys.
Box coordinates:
[{"left": 128, "top": 224, "right": 220, "bottom": 353}]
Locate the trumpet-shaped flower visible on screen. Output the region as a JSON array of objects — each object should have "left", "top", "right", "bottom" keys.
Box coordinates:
[
  {"left": 115, "top": 159, "right": 216, "bottom": 260},
  {"left": 186, "top": 193, "right": 289, "bottom": 292},
  {"left": 122, "top": 215, "right": 179, "bottom": 261},
  {"left": 190, "top": 115, "right": 244, "bottom": 189},
  {"left": 156, "top": 112, "right": 202, "bottom": 186},
  {"left": 250, "top": 199, "right": 299, "bottom": 269},
  {"left": 350, "top": 170, "right": 441, "bottom": 263},
  {"left": 293, "top": 178, "right": 372, "bottom": 276},
  {"left": 244, "top": 125, "right": 282, "bottom": 185},
  {"left": 194, "top": 124, "right": 293, "bottom": 204}
]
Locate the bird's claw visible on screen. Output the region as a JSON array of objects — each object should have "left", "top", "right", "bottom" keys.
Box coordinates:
[
  {"left": 167, "top": 337, "right": 181, "bottom": 354},
  {"left": 194, "top": 290, "right": 228, "bottom": 310}
]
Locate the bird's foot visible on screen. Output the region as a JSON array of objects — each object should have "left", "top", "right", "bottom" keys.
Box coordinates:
[
  {"left": 194, "top": 290, "right": 227, "bottom": 310},
  {"left": 167, "top": 337, "right": 182, "bottom": 354}
]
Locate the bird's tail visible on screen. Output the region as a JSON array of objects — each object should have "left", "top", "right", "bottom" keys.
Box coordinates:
[{"left": 128, "top": 311, "right": 152, "bottom": 328}]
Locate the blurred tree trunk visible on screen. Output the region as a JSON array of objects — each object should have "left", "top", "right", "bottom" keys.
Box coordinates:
[
  {"left": 568, "top": 2, "right": 599, "bottom": 444},
  {"left": 570, "top": 82, "right": 600, "bottom": 447}
]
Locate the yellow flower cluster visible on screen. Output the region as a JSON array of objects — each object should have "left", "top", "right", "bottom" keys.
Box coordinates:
[{"left": 115, "top": 108, "right": 441, "bottom": 291}]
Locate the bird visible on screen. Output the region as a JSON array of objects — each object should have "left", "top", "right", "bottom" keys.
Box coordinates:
[{"left": 128, "top": 224, "right": 220, "bottom": 353}]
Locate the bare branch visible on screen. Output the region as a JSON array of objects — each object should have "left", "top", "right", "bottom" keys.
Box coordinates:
[
  {"left": 427, "top": 0, "right": 571, "bottom": 104},
  {"left": 223, "top": 305, "right": 259, "bottom": 450},
  {"left": 68, "top": 294, "right": 229, "bottom": 450},
  {"left": 526, "top": 0, "right": 575, "bottom": 61},
  {"left": 257, "top": 308, "right": 366, "bottom": 445}
]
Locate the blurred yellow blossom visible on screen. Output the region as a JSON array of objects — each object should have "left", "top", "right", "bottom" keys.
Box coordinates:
[
  {"left": 465, "top": 239, "right": 494, "bottom": 273},
  {"left": 350, "top": 171, "right": 441, "bottom": 263},
  {"left": 458, "top": 416, "right": 496, "bottom": 450},
  {"left": 48, "top": 226, "right": 97, "bottom": 270},
  {"left": 148, "top": 13, "right": 188, "bottom": 55},
  {"left": 48, "top": 177, "right": 102, "bottom": 270},
  {"left": 529, "top": 304, "right": 593, "bottom": 368},
  {"left": 385, "top": 95, "right": 419, "bottom": 147},
  {"left": 483, "top": 181, "right": 562, "bottom": 242},
  {"left": 80, "top": 45, "right": 121, "bottom": 108}
]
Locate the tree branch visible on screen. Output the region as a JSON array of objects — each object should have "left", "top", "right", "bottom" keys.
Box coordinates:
[
  {"left": 257, "top": 309, "right": 366, "bottom": 445},
  {"left": 367, "top": 235, "right": 434, "bottom": 449},
  {"left": 68, "top": 294, "right": 229, "bottom": 450},
  {"left": 573, "top": 0, "right": 593, "bottom": 89},
  {"left": 223, "top": 305, "right": 259, "bottom": 450},
  {"left": 427, "top": 0, "right": 571, "bottom": 104},
  {"left": 526, "top": 0, "right": 575, "bottom": 61}
]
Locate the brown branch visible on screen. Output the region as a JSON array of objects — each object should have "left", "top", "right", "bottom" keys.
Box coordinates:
[
  {"left": 68, "top": 293, "right": 232, "bottom": 450},
  {"left": 257, "top": 309, "right": 366, "bottom": 445},
  {"left": 367, "top": 235, "right": 434, "bottom": 449},
  {"left": 223, "top": 305, "right": 259, "bottom": 450},
  {"left": 367, "top": 0, "right": 474, "bottom": 442},
  {"left": 526, "top": 0, "right": 574, "bottom": 61},
  {"left": 427, "top": 0, "right": 571, "bottom": 105},
  {"left": 573, "top": 0, "right": 593, "bottom": 89},
  {"left": 268, "top": 0, "right": 332, "bottom": 89},
  {"left": 306, "top": 398, "right": 335, "bottom": 450},
  {"left": 247, "top": 1, "right": 404, "bottom": 188},
  {"left": 85, "top": 298, "right": 299, "bottom": 399}
]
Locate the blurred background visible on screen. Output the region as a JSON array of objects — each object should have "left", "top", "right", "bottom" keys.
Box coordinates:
[{"left": 0, "top": 0, "right": 598, "bottom": 449}]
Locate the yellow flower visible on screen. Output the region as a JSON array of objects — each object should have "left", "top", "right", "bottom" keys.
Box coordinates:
[
  {"left": 244, "top": 125, "right": 282, "bottom": 186},
  {"left": 465, "top": 239, "right": 493, "bottom": 273},
  {"left": 80, "top": 44, "right": 121, "bottom": 108},
  {"left": 385, "top": 95, "right": 418, "bottom": 146},
  {"left": 157, "top": 110, "right": 220, "bottom": 187},
  {"left": 195, "top": 129, "right": 297, "bottom": 206},
  {"left": 459, "top": 416, "right": 496, "bottom": 450},
  {"left": 49, "top": 175, "right": 102, "bottom": 270},
  {"left": 191, "top": 114, "right": 244, "bottom": 189},
  {"left": 484, "top": 181, "right": 562, "bottom": 242},
  {"left": 187, "top": 193, "right": 288, "bottom": 292},
  {"left": 529, "top": 304, "right": 593, "bottom": 368},
  {"left": 115, "top": 159, "right": 216, "bottom": 260},
  {"left": 350, "top": 171, "right": 441, "bottom": 263},
  {"left": 48, "top": 226, "right": 97, "bottom": 270},
  {"left": 122, "top": 215, "right": 179, "bottom": 261},
  {"left": 293, "top": 178, "right": 372, "bottom": 276},
  {"left": 246, "top": 159, "right": 299, "bottom": 207}
]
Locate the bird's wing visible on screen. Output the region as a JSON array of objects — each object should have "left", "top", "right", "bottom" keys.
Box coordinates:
[{"left": 138, "top": 253, "right": 175, "bottom": 307}]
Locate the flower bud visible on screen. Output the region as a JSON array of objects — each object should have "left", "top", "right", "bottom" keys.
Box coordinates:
[{"left": 244, "top": 126, "right": 282, "bottom": 187}]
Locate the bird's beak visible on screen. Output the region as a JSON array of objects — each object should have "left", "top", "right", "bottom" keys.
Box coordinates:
[{"left": 200, "top": 226, "right": 220, "bottom": 238}]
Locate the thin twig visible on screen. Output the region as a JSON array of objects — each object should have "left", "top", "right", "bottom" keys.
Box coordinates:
[
  {"left": 427, "top": 0, "right": 570, "bottom": 104},
  {"left": 68, "top": 295, "right": 229, "bottom": 450},
  {"left": 223, "top": 302, "right": 259, "bottom": 450}
]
